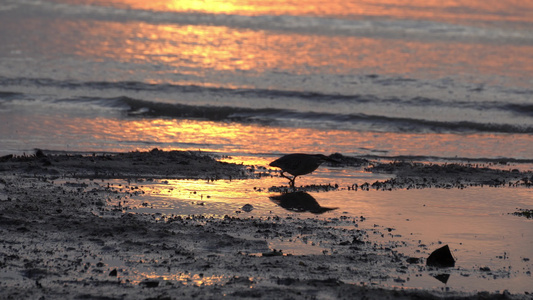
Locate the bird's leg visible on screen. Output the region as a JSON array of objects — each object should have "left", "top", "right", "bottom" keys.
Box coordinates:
[
  {"left": 280, "top": 171, "right": 295, "bottom": 187},
  {"left": 290, "top": 176, "right": 297, "bottom": 188}
]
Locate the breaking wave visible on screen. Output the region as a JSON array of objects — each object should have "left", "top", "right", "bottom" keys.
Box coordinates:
[{"left": 1, "top": 76, "right": 532, "bottom": 134}]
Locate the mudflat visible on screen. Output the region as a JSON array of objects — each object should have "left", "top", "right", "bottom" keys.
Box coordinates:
[{"left": 0, "top": 150, "right": 531, "bottom": 299}]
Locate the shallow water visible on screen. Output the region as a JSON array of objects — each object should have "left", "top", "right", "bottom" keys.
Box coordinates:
[{"left": 92, "top": 162, "right": 533, "bottom": 294}]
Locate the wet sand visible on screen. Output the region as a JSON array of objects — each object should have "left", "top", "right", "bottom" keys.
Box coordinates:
[{"left": 0, "top": 150, "right": 531, "bottom": 299}]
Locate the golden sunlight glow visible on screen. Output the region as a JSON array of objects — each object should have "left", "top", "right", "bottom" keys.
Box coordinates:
[
  {"left": 6, "top": 108, "right": 533, "bottom": 161},
  {"left": 148, "top": 179, "right": 261, "bottom": 206},
  {"left": 49, "top": 17, "right": 533, "bottom": 80},
  {"left": 80, "top": 0, "right": 533, "bottom": 24},
  {"left": 42, "top": 116, "right": 533, "bottom": 162},
  {"left": 129, "top": 119, "right": 533, "bottom": 160},
  {"left": 73, "top": 21, "right": 273, "bottom": 72},
  {"left": 135, "top": 272, "right": 229, "bottom": 286}
]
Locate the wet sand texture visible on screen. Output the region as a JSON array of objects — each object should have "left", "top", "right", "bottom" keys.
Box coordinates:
[{"left": 0, "top": 150, "right": 531, "bottom": 299}]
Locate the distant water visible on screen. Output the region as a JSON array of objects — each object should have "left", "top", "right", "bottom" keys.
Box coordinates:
[{"left": 1, "top": 0, "right": 532, "bottom": 161}]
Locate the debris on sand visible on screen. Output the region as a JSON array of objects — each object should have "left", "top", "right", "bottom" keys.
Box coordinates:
[
  {"left": 512, "top": 208, "right": 533, "bottom": 219},
  {"left": 366, "top": 161, "right": 533, "bottom": 190}
]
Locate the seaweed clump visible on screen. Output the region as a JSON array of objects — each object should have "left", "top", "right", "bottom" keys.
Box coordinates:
[{"left": 512, "top": 209, "right": 533, "bottom": 219}]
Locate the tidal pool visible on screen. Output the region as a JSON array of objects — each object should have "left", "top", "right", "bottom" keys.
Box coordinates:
[{"left": 95, "top": 161, "right": 532, "bottom": 294}]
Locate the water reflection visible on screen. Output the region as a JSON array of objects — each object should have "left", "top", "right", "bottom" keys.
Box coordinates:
[
  {"left": 3, "top": 111, "right": 533, "bottom": 160},
  {"left": 139, "top": 272, "right": 229, "bottom": 286},
  {"left": 433, "top": 273, "right": 451, "bottom": 284},
  {"left": 66, "top": 20, "right": 533, "bottom": 79},
  {"left": 62, "top": 0, "right": 533, "bottom": 24},
  {"left": 10, "top": 8, "right": 532, "bottom": 82},
  {"left": 61, "top": 174, "right": 532, "bottom": 293},
  {"left": 270, "top": 192, "right": 337, "bottom": 214}
]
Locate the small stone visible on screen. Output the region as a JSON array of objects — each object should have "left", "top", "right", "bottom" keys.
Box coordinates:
[
  {"left": 241, "top": 204, "right": 254, "bottom": 212},
  {"left": 139, "top": 280, "right": 159, "bottom": 288},
  {"left": 406, "top": 257, "right": 420, "bottom": 264}
]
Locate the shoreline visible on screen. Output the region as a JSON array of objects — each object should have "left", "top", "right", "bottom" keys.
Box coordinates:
[{"left": 0, "top": 150, "right": 531, "bottom": 299}]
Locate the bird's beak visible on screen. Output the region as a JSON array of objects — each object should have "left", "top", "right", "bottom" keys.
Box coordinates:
[{"left": 324, "top": 156, "right": 341, "bottom": 164}]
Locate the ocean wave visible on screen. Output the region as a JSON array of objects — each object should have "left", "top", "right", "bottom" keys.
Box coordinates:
[
  {"left": 504, "top": 103, "right": 533, "bottom": 117},
  {"left": 2, "top": 91, "right": 532, "bottom": 134},
  {"left": 2, "top": 76, "right": 532, "bottom": 115},
  {"left": 50, "top": 95, "right": 531, "bottom": 134},
  {"left": 0, "top": 91, "right": 24, "bottom": 100},
  {"left": 8, "top": 0, "right": 533, "bottom": 45},
  {"left": 2, "top": 76, "right": 532, "bottom": 134}
]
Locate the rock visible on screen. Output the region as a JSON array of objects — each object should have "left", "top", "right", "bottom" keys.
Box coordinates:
[
  {"left": 426, "top": 245, "right": 455, "bottom": 267},
  {"left": 241, "top": 204, "right": 254, "bottom": 212},
  {"left": 139, "top": 279, "right": 159, "bottom": 288},
  {"left": 35, "top": 149, "right": 46, "bottom": 158},
  {"left": 277, "top": 278, "right": 299, "bottom": 286},
  {"left": 262, "top": 249, "right": 283, "bottom": 257},
  {"left": 406, "top": 257, "right": 420, "bottom": 264},
  {"left": 226, "top": 276, "right": 254, "bottom": 285},
  {"left": 0, "top": 154, "right": 13, "bottom": 162}
]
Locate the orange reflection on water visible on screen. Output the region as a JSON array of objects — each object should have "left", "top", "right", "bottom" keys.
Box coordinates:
[
  {"left": 4, "top": 108, "right": 532, "bottom": 160},
  {"left": 154, "top": 179, "right": 260, "bottom": 206},
  {"left": 62, "top": 117, "right": 533, "bottom": 162},
  {"left": 72, "top": 0, "right": 533, "bottom": 24},
  {"left": 36, "top": 16, "right": 532, "bottom": 82},
  {"left": 132, "top": 272, "right": 230, "bottom": 286},
  {"left": 72, "top": 20, "right": 274, "bottom": 72}
]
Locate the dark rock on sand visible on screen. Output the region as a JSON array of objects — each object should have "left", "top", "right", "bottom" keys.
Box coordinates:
[
  {"left": 427, "top": 245, "right": 455, "bottom": 268},
  {"left": 139, "top": 279, "right": 160, "bottom": 288},
  {"left": 406, "top": 257, "right": 421, "bottom": 264}
]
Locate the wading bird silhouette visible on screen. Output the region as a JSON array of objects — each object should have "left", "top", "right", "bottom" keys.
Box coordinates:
[{"left": 269, "top": 153, "right": 337, "bottom": 187}]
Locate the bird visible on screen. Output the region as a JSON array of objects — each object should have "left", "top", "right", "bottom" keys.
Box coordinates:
[{"left": 269, "top": 153, "right": 338, "bottom": 187}]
